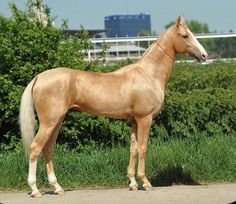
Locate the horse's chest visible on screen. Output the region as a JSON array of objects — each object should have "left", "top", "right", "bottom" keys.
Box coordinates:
[{"left": 149, "top": 92, "right": 165, "bottom": 115}]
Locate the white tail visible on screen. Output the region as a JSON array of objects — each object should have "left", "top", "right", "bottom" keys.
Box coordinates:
[{"left": 19, "top": 78, "right": 37, "bottom": 158}]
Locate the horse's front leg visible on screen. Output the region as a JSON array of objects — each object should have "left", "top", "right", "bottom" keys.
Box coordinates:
[
  {"left": 136, "top": 116, "right": 153, "bottom": 191},
  {"left": 127, "top": 120, "right": 138, "bottom": 190}
]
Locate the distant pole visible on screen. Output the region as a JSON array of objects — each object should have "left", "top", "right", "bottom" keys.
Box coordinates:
[
  {"left": 116, "top": 35, "right": 119, "bottom": 58},
  {"left": 137, "top": 33, "right": 141, "bottom": 56},
  {"left": 127, "top": 34, "right": 130, "bottom": 58}
]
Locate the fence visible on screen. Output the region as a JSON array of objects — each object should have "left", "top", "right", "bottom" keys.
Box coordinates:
[{"left": 87, "top": 33, "right": 236, "bottom": 63}]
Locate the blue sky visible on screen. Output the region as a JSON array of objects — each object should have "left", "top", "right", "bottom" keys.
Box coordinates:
[{"left": 0, "top": 0, "right": 236, "bottom": 34}]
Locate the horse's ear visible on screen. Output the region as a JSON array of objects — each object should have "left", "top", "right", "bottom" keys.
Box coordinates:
[
  {"left": 176, "top": 16, "right": 186, "bottom": 27},
  {"left": 176, "top": 16, "right": 187, "bottom": 35}
]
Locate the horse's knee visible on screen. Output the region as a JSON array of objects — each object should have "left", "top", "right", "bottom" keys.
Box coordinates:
[
  {"left": 138, "top": 147, "right": 147, "bottom": 157},
  {"left": 130, "top": 146, "right": 138, "bottom": 155}
]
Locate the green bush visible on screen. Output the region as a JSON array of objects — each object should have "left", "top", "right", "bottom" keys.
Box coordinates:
[
  {"left": 153, "top": 62, "right": 236, "bottom": 140},
  {"left": 0, "top": 1, "right": 235, "bottom": 152},
  {"left": 0, "top": 0, "right": 93, "bottom": 151},
  {"left": 168, "top": 62, "right": 236, "bottom": 92},
  {"left": 61, "top": 66, "right": 236, "bottom": 146},
  {"left": 154, "top": 88, "right": 236, "bottom": 140}
]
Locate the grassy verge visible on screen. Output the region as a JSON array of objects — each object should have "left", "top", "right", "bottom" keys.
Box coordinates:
[{"left": 0, "top": 134, "right": 236, "bottom": 190}]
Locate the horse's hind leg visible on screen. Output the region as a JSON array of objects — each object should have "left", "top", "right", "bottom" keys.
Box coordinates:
[
  {"left": 28, "top": 110, "right": 66, "bottom": 198},
  {"left": 42, "top": 120, "right": 64, "bottom": 195},
  {"left": 28, "top": 122, "right": 59, "bottom": 197}
]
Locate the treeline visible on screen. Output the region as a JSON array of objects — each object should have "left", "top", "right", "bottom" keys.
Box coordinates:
[
  {"left": 199, "top": 38, "right": 236, "bottom": 59},
  {"left": 0, "top": 1, "right": 235, "bottom": 152},
  {"left": 189, "top": 20, "right": 236, "bottom": 58}
]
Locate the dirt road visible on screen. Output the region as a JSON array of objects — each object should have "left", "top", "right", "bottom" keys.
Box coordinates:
[{"left": 1, "top": 184, "right": 236, "bottom": 204}]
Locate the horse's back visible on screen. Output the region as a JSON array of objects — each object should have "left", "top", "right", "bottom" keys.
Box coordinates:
[
  {"left": 32, "top": 67, "right": 133, "bottom": 118},
  {"left": 32, "top": 66, "right": 164, "bottom": 119}
]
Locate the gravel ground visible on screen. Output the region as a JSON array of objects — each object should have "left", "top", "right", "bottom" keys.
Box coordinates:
[{"left": 1, "top": 184, "right": 236, "bottom": 204}]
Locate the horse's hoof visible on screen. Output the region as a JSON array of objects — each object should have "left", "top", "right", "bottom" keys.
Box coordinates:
[
  {"left": 143, "top": 183, "right": 153, "bottom": 191},
  {"left": 129, "top": 183, "right": 138, "bottom": 191},
  {"left": 30, "top": 190, "right": 42, "bottom": 198},
  {"left": 55, "top": 188, "right": 64, "bottom": 195}
]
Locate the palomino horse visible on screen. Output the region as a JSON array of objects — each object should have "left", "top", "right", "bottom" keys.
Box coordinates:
[{"left": 20, "top": 16, "right": 207, "bottom": 197}]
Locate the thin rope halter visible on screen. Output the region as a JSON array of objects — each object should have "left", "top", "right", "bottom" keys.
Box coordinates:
[{"left": 156, "top": 41, "right": 175, "bottom": 62}]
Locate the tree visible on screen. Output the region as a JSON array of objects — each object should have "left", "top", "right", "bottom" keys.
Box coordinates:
[
  {"left": 138, "top": 30, "right": 151, "bottom": 48},
  {"left": 0, "top": 0, "right": 93, "bottom": 150},
  {"left": 165, "top": 19, "right": 209, "bottom": 34},
  {"left": 138, "top": 30, "right": 151, "bottom": 36},
  {"left": 187, "top": 20, "right": 209, "bottom": 34}
]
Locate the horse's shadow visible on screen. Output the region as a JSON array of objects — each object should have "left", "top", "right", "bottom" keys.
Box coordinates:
[{"left": 150, "top": 164, "right": 199, "bottom": 187}]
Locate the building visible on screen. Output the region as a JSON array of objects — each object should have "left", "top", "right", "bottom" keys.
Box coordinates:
[
  {"left": 64, "top": 29, "right": 108, "bottom": 38},
  {"left": 105, "top": 13, "right": 151, "bottom": 37}
]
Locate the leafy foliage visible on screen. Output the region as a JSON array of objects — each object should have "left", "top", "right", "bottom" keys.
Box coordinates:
[
  {"left": 165, "top": 19, "right": 209, "bottom": 34},
  {"left": 152, "top": 62, "right": 236, "bottom": 140},
  {"left": 0, "top": 0, "right": 93, "bottom": 151},
  {"left": 202, "top": 37, "right": 236, "bottom": 58},
  {"left": 0, "top": 1, "right": 235, "bottom": 152}
]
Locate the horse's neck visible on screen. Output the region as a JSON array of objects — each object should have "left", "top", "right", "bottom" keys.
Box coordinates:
[{"left": 138, "top": 33, "right": 175, "bottom": 89}]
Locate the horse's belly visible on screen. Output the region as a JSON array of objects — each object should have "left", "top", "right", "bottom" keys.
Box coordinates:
[
  {"left": 71, "top": 92, "right": 133, "bottom": 119},
  {"left": 72, "top": 102, "right": 133, "bottom": 119}
]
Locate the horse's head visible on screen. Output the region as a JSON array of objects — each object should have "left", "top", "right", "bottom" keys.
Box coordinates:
[{"left": 171, "top": 16, "right": 208, "bottom": 62}]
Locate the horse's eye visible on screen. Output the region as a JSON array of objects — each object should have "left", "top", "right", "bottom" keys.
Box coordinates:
[{"left": 183, "top": 35, "right": 188, "bottom": 39}]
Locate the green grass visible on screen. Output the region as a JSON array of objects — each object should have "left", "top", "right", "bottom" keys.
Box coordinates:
[{"left": 0, "top": 135, "right": 236, "bottom": 191}]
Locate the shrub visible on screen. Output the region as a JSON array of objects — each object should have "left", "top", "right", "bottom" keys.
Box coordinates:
[
  {"left": 0, "top": 0, "right": 93, "bottom": 151},
  {"left": 0, "top": 1, "right": 235, "bottom": 152},
  {"left": 154, "top": 88, "right": 236, "bottom": 140}
]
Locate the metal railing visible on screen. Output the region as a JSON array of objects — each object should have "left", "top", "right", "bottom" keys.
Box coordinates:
[
  {"left": 86, "top": 33, "right": 236, "bottom": 62},
  {"left": 90, "top": 33, "right": 236, "bottom": 43}
]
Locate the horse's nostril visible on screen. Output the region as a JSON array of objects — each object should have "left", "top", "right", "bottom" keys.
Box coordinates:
[{"left": 202, "top": 53, "right": 208, "bottom": 59}]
